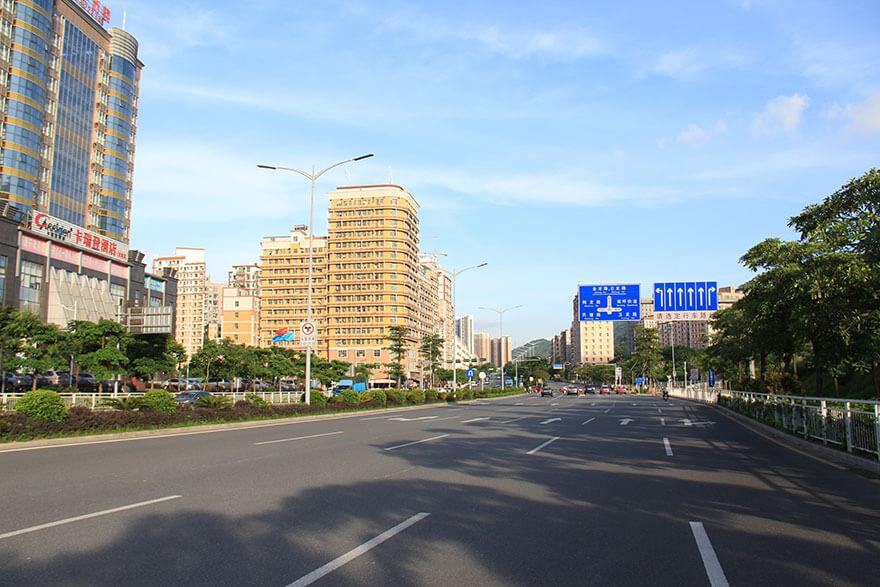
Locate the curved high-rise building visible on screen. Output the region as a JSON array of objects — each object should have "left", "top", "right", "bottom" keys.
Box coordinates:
[{"left": 0, "top": 0, "right": 142, "bottom": 244}]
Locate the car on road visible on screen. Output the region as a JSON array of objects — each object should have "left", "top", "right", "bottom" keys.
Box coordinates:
[
  {"left": 615, "top": 386, "right": 627, "bottom": 394},
  {"left": 175, "top": 391, "right": 213, "bottom": 405},
  {"left": 540, "top": 386, "right": 553, "bottom": 396},
  {"left": 37, "top": 370, "right": 72, "bottom": 388},
  {"left": 599, "top": 385, "right": 612, "bottom": 394},
  {"left": 566, "top": 386, "right": 580, "bottom": 395},
  {"left": 205, "top": 377, "right": 231, "bottom": 392},
  {"left": 585, "top": 386, "right": 597, "bottom": 394}
]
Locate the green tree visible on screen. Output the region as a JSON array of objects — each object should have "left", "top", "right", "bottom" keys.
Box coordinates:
[
  {"left": 419, "top": 334, "right": 444, "bottom": 387},
  {"left": 385, "top": 326, "right": 410, "bottom": 386},
  {"left": 126, "top": 334, "right": 185, "bottom": 384},
  {"left": 72, "top": 319, "right": 130, "bottom": 389},
  {"left": 631, "top": 326, "right": 663, "bottom": 383}
]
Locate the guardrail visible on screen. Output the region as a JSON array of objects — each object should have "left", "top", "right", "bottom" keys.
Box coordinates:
[
  {"left": 0, "top": 390, "right": 306, "bottom": 411},
  {"left": 669, "top": 385, "right": 880, "bottom": 462}
]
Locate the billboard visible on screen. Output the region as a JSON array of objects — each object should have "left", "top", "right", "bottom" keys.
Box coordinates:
[
  {"left": 578, "top": 284, "right": 641, "bottom": 321},
  {"left": 653, "top": 281, "right": 717, "bottom": 321}
]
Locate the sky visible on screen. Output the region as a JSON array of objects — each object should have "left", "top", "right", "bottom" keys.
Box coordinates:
[{"left": 115, "top": 0, "right": 880, "bottom": 347}]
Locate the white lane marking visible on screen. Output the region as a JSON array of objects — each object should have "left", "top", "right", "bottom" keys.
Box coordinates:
[
  {"left": 540, "top": 417, "right": 561, "bottom": 424},
  {"left": 657, "top": 408, "right": 663, "bottom": 414},
  {"left": 664, "top": 437, "right": 673, "bottom": 456},
  {"left": 690, "top": 521, "right": 730, "bottom": 587},
  {"left": 389, "top": 416, "right": 438, "bottom": 422},
  {"left": 514, "top": 402, "right": 525, "bottom": 405},
  {"left": 619, "top": 418, "right": 633, "bottom": 426},
  {"left": 582, "top": 417, "right": 595, "bottom": 425},
  {"left": 288, "top": 512, "right": 430, "bottom": 587},
  {"left": 360, "top": 415, "right": 393, "bottom": 421},
  {"left": 661, "top": 418, "right": 666, "bottom": 426},
  {"left": 603, "top": 408, "right": 612, "bottom": 413},
  {"left": 682, "top": 420, "right": 716, "bottom": 426},
  {"left": 254, "top": 431, "right": 344, "bottom": 446},
  {"left": 499, "top": 416, "right": 528, "bottom": 424},
  {"left": 384, "top": 434, "right": 449, "bottom": 451},
  {"left": 432, "top": 415, "right": 461, "bottom": 422},
  {"left": 527, "top": 437, "right": 560, "bottom": 455},
  {"left": 461, "top": 417, "right": 490, "bottom": 423},
  {"left": 0, "top": 495, "right": 182, "bottom": 541}
]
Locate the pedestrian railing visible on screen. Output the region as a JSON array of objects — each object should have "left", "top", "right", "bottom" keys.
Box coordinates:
[
  {"left": 0, "top": 390, "right": 306, "bottom": 411},
  {"left": 669, "top": 385, "right": 880, "bottom": 462}
]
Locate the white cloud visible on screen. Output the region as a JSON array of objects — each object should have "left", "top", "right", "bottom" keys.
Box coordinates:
[
  {"left": 841, "top": 91, "right": 880, "bottom": 135},
  {"left": 752, "top": 94, "right": 810, "bottom": 135},
  {"left": 676, "top": 120, "right": 727, "bottom": 146},
  {"left": 653, "top": 49, "right": 706, "bottom": 79}
]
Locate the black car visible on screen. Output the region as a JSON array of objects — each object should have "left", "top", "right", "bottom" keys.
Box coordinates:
[
  {"left": 540, "top": 387, "right": 553, "bottom": 397},
  {"left": 76, "top": 373, "right": 98, "bottom": 392}
]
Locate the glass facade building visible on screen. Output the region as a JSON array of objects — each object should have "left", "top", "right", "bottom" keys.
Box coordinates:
[{"left": 0, "top": 0, "right": 142, "bottom": 243}]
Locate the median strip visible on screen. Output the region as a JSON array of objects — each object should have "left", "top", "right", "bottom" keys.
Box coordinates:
[
  {"left": 287, "top": 512, "right": 431, "bottom": 587},
  {"left": 0, "top": 495, "right": 182, "bottom": 541},
  {"left": 383, "top": 434, "right": 449, "bottom": 451},
  {"left": 253, "top": 431, "right": 344, "bottom": 446}
]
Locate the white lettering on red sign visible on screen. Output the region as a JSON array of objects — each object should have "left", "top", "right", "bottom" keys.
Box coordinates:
[{"left": 32, "top": 213, "right": 128, "bottom": 261}]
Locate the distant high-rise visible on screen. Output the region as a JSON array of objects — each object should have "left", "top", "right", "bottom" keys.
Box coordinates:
[
  {"left": 0, "top": 1, "right": 142, "bottom": 243},
  {"left": 455, "top": 315, "right": 474, "bottom": 353}
]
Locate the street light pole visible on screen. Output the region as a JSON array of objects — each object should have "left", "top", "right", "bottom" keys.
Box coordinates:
[
  {"left": 479, "top": 304, "right": 523, "bottom": 390},
  {"left": 258, "top": 154, "right": 373, "bottom": 404},
  {"left": 447, "top": 262, "right": 487, "bottom": 396}
]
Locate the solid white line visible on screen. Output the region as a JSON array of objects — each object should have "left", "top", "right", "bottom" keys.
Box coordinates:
[
  {"left": 690, "top": 521, "right": 730, "bottom": 587},
  {"left": 540, "top": 417, "right": 561, "bottom": 424},
  {"left": 603, "top": 408, "right": 611, "bottom": 413},
  {"left": 0, "top": 495, "right": 182, "bottom": 541},
  {"left": 498, "top": 416, "right": 528, "bottom": 424},
  {"left": 661, "top": 418, "right": 665, "bottom": 426},
  {"left": 254, "top": 431, "right": 344, "bottom": 446},
  {"left": 664, "top": 437, "right": 673, "bottom": 456},
  {"left": 582, "top": 417, "right": 595, "bottom": 425},
  {"left": 527, "top": 437, "right": 560, "bottom": 455},
  {"left": 384, "top": 434, "right": 449, "bottom": 451},
  {"left": 288, "top": 512, "right": 430, "bottom": 587},
  {"left": 461, "top": 417, "right": 490, "bottom": 423},
  {"left": 360, "top": 415, "right": 393, "bottom": 421}
]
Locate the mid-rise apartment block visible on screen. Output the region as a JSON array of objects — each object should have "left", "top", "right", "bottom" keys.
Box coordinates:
[
  {"left": 474, "top": 331, "right": 490, "bottom": 363},
  {"left": 153, "top": 248, "right": 207, "bottom": 357},
  {"left": 222, "top": 286, "right": 259, "bottom": 346}
]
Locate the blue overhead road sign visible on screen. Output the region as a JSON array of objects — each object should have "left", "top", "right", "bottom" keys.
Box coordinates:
[
  {"left": 653, "top": 281, "right": 717, "bottom": 320},
  {"left": 579, "top": 284, "right": 641, "bottom": 321}
]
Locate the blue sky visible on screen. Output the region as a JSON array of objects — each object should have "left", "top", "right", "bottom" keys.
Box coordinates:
[{"left": 117, "top": 0, "right": 880, "bottom": 347}]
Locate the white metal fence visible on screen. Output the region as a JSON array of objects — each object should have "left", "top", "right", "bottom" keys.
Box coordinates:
[
  {"left": 669, "top": 385, "right": 880, "bottom": 461},
  {"left": 0, "top": 390, "right": 306, "bottom": 411}
]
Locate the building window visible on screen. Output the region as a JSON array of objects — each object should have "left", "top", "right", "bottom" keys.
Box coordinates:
[
  {"left": 19, "top": 260, "right": 43, "bottom": 314},
  {"left": 0, "top": 255, "right": 6, "bottom": 305},
  {"left": 337, "top": 350, "right": 347, "bottom": 358},
  {"left": 356, "top": 349, "right": 365, "bottom": 357},
  {"left": 373, "top": 350, "right": 381, "bottom": 358}
]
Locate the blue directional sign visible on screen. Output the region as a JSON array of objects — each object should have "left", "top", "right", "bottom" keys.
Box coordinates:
[
  {"left": 579, "top": 284, "right": 641, "bottom": 321},
  {"left": 466, "top": 369, "right": 475, "bottom": 378},
  {"left": 653, "top": 281, "right": 718, "bottom": 313}
]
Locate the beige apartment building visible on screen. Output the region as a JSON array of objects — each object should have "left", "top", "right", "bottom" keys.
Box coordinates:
[
  {"left": 153, "top": 248, "right": 207, "bottom": 357},
  {"left": 259, "top": 225, "right": 328, "bottom": 352},
  {"left": 222, "top": 286, "right": 260, "bottom": 346},
  {"left": 229, "top": 264, "right": 261, "bottom": 295},
  {"left": 325, "top": 185, "right": 424, "bottom": 378},
  {"left": 474, "top": 332, "right": 490, "bottom": 363}
]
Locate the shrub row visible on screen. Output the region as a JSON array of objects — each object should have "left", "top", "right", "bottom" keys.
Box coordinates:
[{"left": 0, "top": 387, "right": 525, "bottom": 442}]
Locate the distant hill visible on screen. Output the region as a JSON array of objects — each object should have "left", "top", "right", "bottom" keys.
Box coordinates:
[{"left": 512, "top": 339, "right": 551, "bottom": 360}]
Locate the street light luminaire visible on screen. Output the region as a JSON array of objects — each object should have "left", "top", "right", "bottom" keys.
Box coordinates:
[{"left": 479, "top": 304, "right": 523, "bottom": 390}]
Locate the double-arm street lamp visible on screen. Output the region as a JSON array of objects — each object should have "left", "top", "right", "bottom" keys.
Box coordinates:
[
  {"left": 479, "top": 304, "right": 523, "bottom": 390},
  {"left": 447, "top": 262, "right": 487, "bottom": 395},
  {"left": 258, "top": 154, "right": 374, "bottom": 404}
]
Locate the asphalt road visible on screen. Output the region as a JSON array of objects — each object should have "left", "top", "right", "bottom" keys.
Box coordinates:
[{"left": 2, "top": 385, "right": 880, "bottom": 586}]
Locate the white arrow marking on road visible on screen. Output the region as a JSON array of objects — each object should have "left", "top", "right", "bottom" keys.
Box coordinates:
[
  {"left": 619, "top": 418, "right": 633, "bottom": 426},
  {"left": 682, "top": 420, "right": 716, "bottom": 426},
  {"left": 540, "top": 417, "right": 561, "bottom": 424},
  {"left": 527, "top": 437, "right": 560, "bottom": 454},
  {"left": 389, "top": 416, "right": 439, "bottom": 422},
  {"left": 462, "top": 417, "right": 490, "bottom": 423},
  {"left": 661, "top": 418, "right": 665, "bottom": 426},
  {"left": 664, "top": 437, "right": 673, "bottom": 456},
  {"left": 582, "top": 417, "right": 595, "bottom": 425}
]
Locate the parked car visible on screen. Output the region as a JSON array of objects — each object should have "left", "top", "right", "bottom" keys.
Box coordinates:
[
  {"left": 615, "top": 386, "right": 627, "bottom": 394},
  {"left": 76, "top": 373, "right": 98, "bottom": 392},
  {"left": 585, "top": 386, "right": 597, "bottom": 394},
  {"left": 174, "top": 390, "right": 213, "bottom": 404},
  {"left": 599, "top": 385, "right": 612, "bottom": 394},
  {"left": 164, "top": 378, "right": 191, "bottom": 392},
  {"left": 37, "top": 370, "right": 72, "bottom": 388},
  {"left": 279, "top": 379, "right": 296, "bottom": 391},
  {"left": 205, "top": 377, "right": 231, "bottom": 392},
  {"left": 540, "top": 386, "right": 553, "bottom": 397}
]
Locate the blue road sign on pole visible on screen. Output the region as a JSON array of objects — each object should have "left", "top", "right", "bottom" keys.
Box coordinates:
[
  {"left": 708, "top": 369, "right": 716, "bottom": 388},
  {"left": 466, "top": 369, "right": 475, "bottom": 378},
  {"left": 653, "top": 281, "right": 718, "bottom": 320},
  {"left": 578, "top": 284, "right": 641, "bottom": 321}
]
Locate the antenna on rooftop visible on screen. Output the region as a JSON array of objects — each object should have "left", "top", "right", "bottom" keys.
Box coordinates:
[
  {"left": 388, "top": 166, "right": 393, "bottom": 183},
  {"left": 345, "top": 169, "right": 351, "bottom": 184},
  {"left": 122, "top": 11, "right": 127, "bottom": 29}
]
